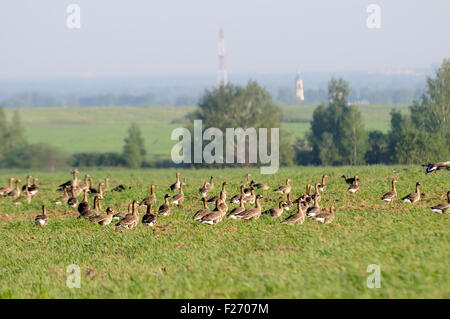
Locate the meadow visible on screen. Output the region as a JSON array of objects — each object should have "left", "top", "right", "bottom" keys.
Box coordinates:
[
  {"left": 7, "top": 104, "right": 410, "bottom": 159},
  {"left": 0, "top": 165, "right": 448, "bottom": 298}
]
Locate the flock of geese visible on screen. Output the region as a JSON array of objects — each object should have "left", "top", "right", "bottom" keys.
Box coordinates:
[{"left": 0, "top": 162, "right": 448, "bottom": 229}]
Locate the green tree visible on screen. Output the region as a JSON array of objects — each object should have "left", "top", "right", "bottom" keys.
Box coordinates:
[
  {"left": 309, "top": 77, "right": 367, "bottom": 165},
  {"left": 122, "top": 123, "right": 146, "bottom": 169},
  {"left": 8, "top": 110, "right": 27, "bottom": 147}
]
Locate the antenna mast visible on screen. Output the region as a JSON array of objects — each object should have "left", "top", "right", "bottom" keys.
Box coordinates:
[{"left": 218, "top": 28, "right": 228, "bottom": 86}]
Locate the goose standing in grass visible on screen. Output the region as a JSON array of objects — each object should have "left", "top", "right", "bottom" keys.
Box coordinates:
[
  {"left": 234, "top": 195, "right": 264, "bottom": 220},
  {"left": 381, "top": 180, "right": 398, "bottom": 203},
  {"left": 34, "top": 205, "right": 48, "bottom": 227},
  {"left": 282, "top": 199, "right": 306, "bottom": 225},
  {"left": 229, "top": 185, "right": 245, "bottom": 204},
  {"left": 284, "top": 193, "right": 293, "bottom": 211},
  {"left": 294, "top": 184, "right": 312, "bottom": 206},
  {"left": 243, "top": 181, "right": 255, "bottom": 196},
  {"left": 342, "top": 175, "right": 358, "bottom": 185},
  {"left": 113, "top": 202, "right": 132, "bottom": 221},
  {"left": 0, "top": 177, "right": 14, "bottom": 196},
  {"left": 252, "top": 180, "right": 270, "bottom": 190},
  {"left": 171, "top": 183, "right": 185, "bottom": 207},
  {"left": 89, "top": 207, "right": 114, "bottom": 225},
  {"left": 198, "top": 182, "right": 209, "bottom": 198},
  {"left": 28, "top": 177, "right": 39, "bottom": 197},
  {"left": 274, "top": 179, "right": 291, "bottom": 199},
  {"left": 422, "top": 161, "right": 450, "bottom": 174},
  {"left": 205, "top": 176, "right": 215, "bottom": 192},
  {"left": 77, "top": 175, "right": 90, "bottom": 194},
  {"left": 312, "top": 205, "right": 336, "bottom": 224},
  {"left": 311, "top": 183, "right": 322, "bottom": 203},
  {"left": 430, "top": 191, "right": 450, "bottom": 214},
  {"left": 193, "top": 197, "right": 211, "bottom": 221},
  {"left": 227, "top": 196, "right": 246, "bottom": 219},
  {"left": 81, "top": 196, "right": 101, "bottom": 220},
  {"left": 115, "top": 200, "right": 139, "bottom": 231},
  {"left": 217, "top": 191, "right": 228, "bottom": 213},
  {"left": 263, "top": 200, "right": 287, "bottom": 218},
  {"left": 207, "top": 182, "right": 230, "bottom": 204},
  {"left": 347, "top": 177, "right": 359, "bottom": 193},
  {"left": 142, "top": 204, "right": 157, "bottom": 226},
  {"left": 158, "top": 194, "right": 171, "bottom": 216},
  {"left": 58, "top": 169, "right": 79, "bottom": 191},
  {"left": 169, "top": 172, "right": 181, "bottom": 191},
  {"left": 55, "top": 186, "right": 69, "bottom": 205},
  {"left": 140, "top": 184, "right": 156, "bottom": 207},
  {"left": 8, "top": 179, "right": 21, "bottom": 200},
  {"left": 22, "top": 175, "right": 32, "bottom": 192},
  {"left": 306, "top": 195, "right": 320, "bottom": 218},
  {"left": 67, "top": 188, "right": 78, "bottom": 208},
  {"left": 318, "top": 175, "right": 328, "bottom": 193},
  {"left": 200, "top": 199, "right": 226, "bottom": 225},
  {"left": 77, "top": 189, "right": 90, "bottom": 215},
  {"left": 402, "top": 182, "right": 421, "bottom": 205},
  {"left": 243, "top": 188, "right": 256, "bottom": 204},
  {"left": 14, "top": 187, "right": 32, "bottom": 205}
]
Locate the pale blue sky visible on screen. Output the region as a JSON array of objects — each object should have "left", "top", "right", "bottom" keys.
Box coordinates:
[{"left": 0, "top": 0, "right": 449, "bottom": 78}]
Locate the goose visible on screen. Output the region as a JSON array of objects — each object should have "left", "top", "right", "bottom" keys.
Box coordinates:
[
  {"left": 113, "top": 202, "right": 132, "bottom": 221},
  {"left": 81, "top": 196, "right": 102, "bottom": 220},
  {"left": 22, "top": 175, "right": 32, "bottom": 191},
  {"left": 281, "top": 199, "right": 306, "bottom": 225},
  {"left": 78, "top": 175, "right": 90, "bottom": 194},
  {"left": 0, "top": 177, "right": 14, "bottom": 196},
  {"left": 313, "top": 205, "right": 336, "bottom": 224},
  {"left": 55, "top": 186, "right": 69, "bottom": 205},
  {"left": 171, "top": 183, "right": 185, "bottom": 206},
  {"left": 14, "top": 187, "right": 32, "bottom": 205},
  {"left": 77, "top": 189, "right": 90, "bottom": 215},
  {"left": 200, "top": 199, "right": 226, "bottom": 225},
  {"left": 402, "top": 182, "right": 421, "bottom": 204},
  {"left": 381, "top": 180, "right": 398, "bottom": 203},
  {"left": 311, "top": 183, "right": 322, "bottom": 202},
  {"left": 217, "top": 191, "right": 228, "bottom": 213},
  {"left": 28, "top": 177, "right": 39, "bottom": 196},
  {"left": 67, "top": 188, "right": 78, "bottom": 207},
  {"left": 34, "top": 205, "right": 48, "bottom": 227},
  {"left": 241, "top": 173, "right": 251, "bottom": 186},
  {"left": 347, "top": 177, "right": 359, "bottom": 193},
  {"left": 306, "top": 195, "right": 320, "bottom": 218},
  {"left": 115, "top": 200, "right": 139, "bottom": 230},
  {"left": 193, "top": 197, "right": 211, "bottom": 221},
  {"left": 430, "top": 191, "right": 450, "bottom": 214},
  {"left": 111, "top": 184, "right": 129, "bottom": 192},
  {"left": 318, "top": 175, "right": 328, "bottom": 193},
  {"left": 234, "top": 195, "right": 264, "bottom": 220},
  {"left": 58, "top": 169, "right": 79, "bottom": 191},
  {"left": 158, "top": 194, "right": 171, "bottom": 216},
  {"left": 140, "top": 184, "right": 156, "bottom": 206},
  {"left": 142, "top": 203, "right": 157, "bottom": 226},
  {"left": 207, "top": 182, "right": 230, "bottom": 204},
  {"left": 342, "top": 175, "right": 358, "bottom": 185},
  {"left": 284, "top": 193, "right": 293, "bottom": 211},
  {"left": 198, "top": 182, "right": 209, "bottom": 198},
  {"left": 422, "top": 161, "right": 450, "bottom": 174},
  {"left": 204, "top": 176, "right": 214, "bottom": 192},
  {"left": 243, "top": 188, "right": 256, "bottom": 204},
  {"left": 243, "top": 181, "right": 255, "bottom": 196},
  {"left": 263, "top": 200, "right": 287, "bottom": 218},
  {"left": 169, "top": 172, "right": 181, "bottom": 191},
  {"left": 8, "top": 179, "right": 21, "bottom": 200},
  {"left": 293, "top": 184, "right": 312, "bottom": 206},
  {"left": 252, "top": 180, "right": 270, "bottom": 190},
  {"left": 229, "top": 185, "right": 245, "bottom": 204},
  {"left": 227, "top": 196, "right": 246, "bottom": 219},
  {"left": 89, "top": 207, "right": 114, "bottom": 225},
  {"left": 96, "top": 183, "right": 105, "bottom": 200},
  {"left": 104, "top": 177, "right": 110, "bottom": 191},
  {"left": 87, "top": 177, "right": 99, "bottom": 193},
  {"left": 274, "top": 179, "right": 291, "bottom": 198}
]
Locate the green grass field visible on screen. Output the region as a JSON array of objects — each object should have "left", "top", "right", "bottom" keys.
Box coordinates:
[
  {"left": 6, "top": 104, "right": 410, "bottom": 159},
  {"left": 0, "top": 165, "right": 448, "bottom": 298}
]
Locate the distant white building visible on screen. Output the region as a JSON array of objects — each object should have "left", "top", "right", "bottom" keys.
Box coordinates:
[{"left": 295, "top": 72, "right": 304, "bottom": 101}]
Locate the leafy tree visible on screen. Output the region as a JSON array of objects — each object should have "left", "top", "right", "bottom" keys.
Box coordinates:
[
  {"left": 365, "top": 131, "right": 389, "bottom": 164},
  {"left": 122, "top": 123, "right": 146, "bottom": 168},
  {"left": 309, "top": 77, "right": 367, "bottom": 165},
  {"left": 8, "top": 110, "right": 27, "bottom": 147}
]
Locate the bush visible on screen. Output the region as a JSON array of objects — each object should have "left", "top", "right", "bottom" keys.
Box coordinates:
[{"left": 2, "top": 143, "right": 68, "bottom": 171}]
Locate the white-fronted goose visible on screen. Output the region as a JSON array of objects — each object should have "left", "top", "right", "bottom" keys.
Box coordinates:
[
  {"left": 142, "top": 204, "right": 157, "bottom": 226},
  {"left": 0, "top": 177, "right": 14, "bottom": 196},
  {"left": 171, "top": 183, "right": 185, "bottom": 206},
  {"left": 402, "top": 182, "right": 421, "bottom": 204},
  {"left": 422, "top": 161, "right": 450, "bottom": 174},
  {"left": 14, "top": 187, "right": 32, "bottom": 205},
  {"left": 200, "top": 199, "right": 226, "bottom": 225},
  {"left": 113, "top": 202, "right": 132, "bottom": 221},
  {"left": 55, "top": 186, "right": 69, "bottom": 205},
  {"left": 193, "top": 197, "right": 211, "bottom": 221},
  {"left": 58, "top": 169, "right": 79, "bottom": 191},
  {"left": 77, "top": 189, "right": 90, "bottom": 215},
  {"left": 313, "top": 205, "right": 336, "bottom": 224},
  {"left": 234, "top": 195, "right": 264, "bottom": 220},
  {"left": 207, "top": 182, "right": 229, "bottom": 204},
  {"left": 243, "top": 181, "right": 255, "bottom": 196},
  {"left": 34, "top": 205, "right": 48, "bottom": 226},
  {"left": 284, "top": 193, "right": 293, "bottom": 211},
  {"left": 311, "top": 183, "right": 322, "bottom": 203},
  {"left": 158, "top": 194, "right": 171, "bottom": 216},
  {"left": 274, "top": 179, "right": 291, "bottom": 198},
  {"left": 22, "top": 175, "right": 32, "bottom": 191},
  {"left": 318, "top": 175, "right": 328, "bottom": 193},
  {"left": 347, "top": 177, "right": 359, "bottom": 193},
  {"left": 229, "top": 185, "right": 245, "bottom": 204},
  {"left": 81, "top": 196, "right": 102, "bottom": 219},
  {"left": 243, "top": 188, "right": 256, "bottom": 204},
  {"left": 90, "top": 207, "right": 114, "bottom": 225},
  {"left": 282, "top": 199, "right": 306, "bottom": 225},
  {"left": 169, "top": 172, "right": 181, "bottom": 191},
  {"left": 306, "top": 195, "right": 320, "bottom": 218},
  {"left": 227, "top": 196, "right": 246, "bottom": 219},
  {"left": 263, "top": 200, "right": 287, "bottom": 218},
  {"left": 381, "top": 180, "right": 398, "bottom": 203},
  {"left": 28, "top": 177, "right": 39, "bottom": 196},
  {"left": 252, "top": 180, "right": 270, "bottom": 190},
  {"left": 430, "top": 191, "right": 450, "bottom": 214},
  {"left": 140, "top": 184, "right": 156, "bottom": 206},
  {"left": 115, "top": 200, "right": 139, "bottom": 230},
  {"left": 342, "top": 175, "right": 358, "bottom": 185},
  {"left": 8, "top": 179, "right": 21, "bottom": 200},
  {"left": 67, "top": 188, "right": 78, "bottom": 207}
]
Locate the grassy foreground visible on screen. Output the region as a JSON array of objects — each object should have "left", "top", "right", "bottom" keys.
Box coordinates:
[{"left": 0, "top": 165, "right": 448, "bottom": 298}]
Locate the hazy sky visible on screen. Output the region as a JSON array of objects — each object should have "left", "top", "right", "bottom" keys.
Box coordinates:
[{"left": 0, "top": 0, "right": 449, "bottom": 78}]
